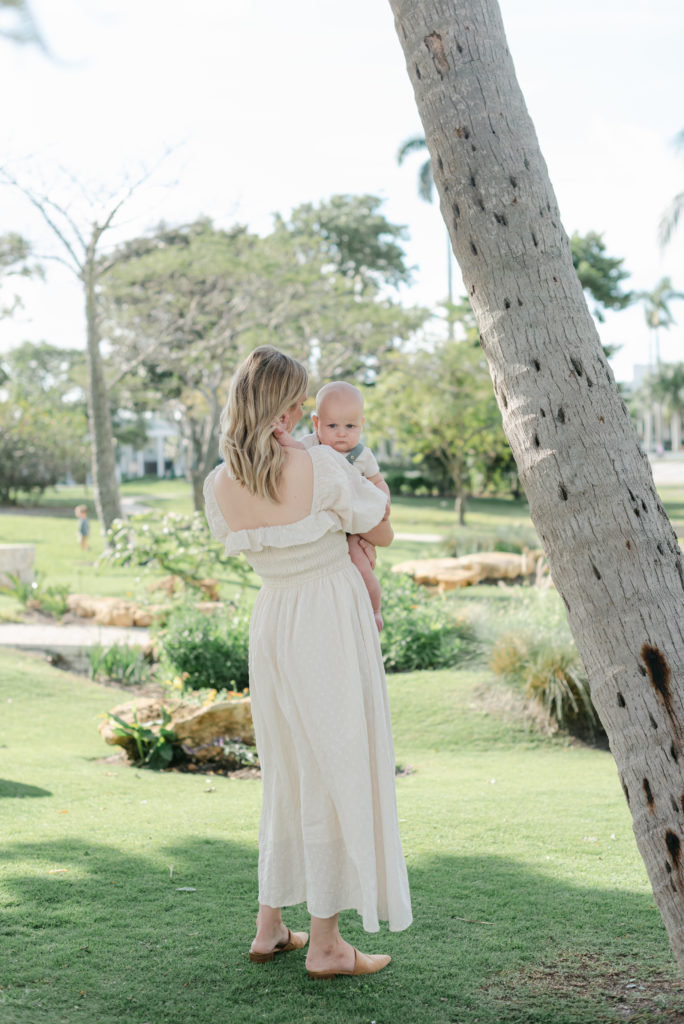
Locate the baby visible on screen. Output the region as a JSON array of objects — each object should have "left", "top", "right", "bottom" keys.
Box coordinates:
[{"left": 301, "top": 381, "right": 390, "bottom": 631}]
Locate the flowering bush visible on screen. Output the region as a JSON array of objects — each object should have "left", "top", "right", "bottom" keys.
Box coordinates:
[{"left": 103, "top": 509, "right": 251, "bottom": 595}]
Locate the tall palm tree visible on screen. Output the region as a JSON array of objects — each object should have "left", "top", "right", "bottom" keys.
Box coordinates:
[
  {"left": 397, "top": 134, "right": 455, "bottom": 337},
  {"left": 642, "top": 362, "right": 684, "bottom": 453},
  {"left": 659, "top": 129, "right": 684, "bottom": 249},
  {"left": 390, "top": 0, "right": 684, "bottom": 965},
  {"left": 638, "top": 276, "right": 684, "bottom": 366}
]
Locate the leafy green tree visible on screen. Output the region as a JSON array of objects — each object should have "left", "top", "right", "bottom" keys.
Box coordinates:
[
  {"left": 1, "top": 341, "right": 83, "bottom": 401},
  {"left": 102, "top": 206, "right": 427, "bottom": 508},
  {"left": 274, "top": 194, "right": 412, "bottom": 292},
  {"left": 0, "top": 399, "right": 88, "bottom": 501},
  {"left": 569, "top": 231, "right": 633, "bottom": 322},
  {"left": 366, "top": 323, "right": 508, "bottom": 524},
  {"left": 102, "top": 219, "right": 294, "bottom": 508},
  {"left": 0, "top": 232, "right": 41, "bottom": 318},
  {"left": 0, "top": 343, "right": 91, "bottom": 494},
  {"left": 0, "top": 166, "right": 167, "bottom": 534}
]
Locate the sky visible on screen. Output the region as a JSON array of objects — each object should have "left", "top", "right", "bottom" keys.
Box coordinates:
[{"left": 0, "top": 0, "right": 683, "bottom": 383}]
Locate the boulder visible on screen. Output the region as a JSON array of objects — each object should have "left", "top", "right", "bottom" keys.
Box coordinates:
[
  {"left": 171, "top": 697, "right": 255, "bottom": 748},
  {"left": 99, "top": 694, "right": 254, "bottom": 762},
  {"left": 0, "top": 543, "right": 35, "bottom": 587},
  {"left": 392, "top": 550, "right": 544, "bottom": 591},
  {"left": 67, "top": 594, "right": 163, "bottom": 627},
  {"left": 147, "top": 575, "right": 220, "bottom": 601}
]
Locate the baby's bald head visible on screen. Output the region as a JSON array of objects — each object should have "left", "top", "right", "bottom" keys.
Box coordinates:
[
  {"left": 312, "top": 381, "right": 366, "bottom": 454},
  {"left": 315, "top": 380, "right": 364, "bottom": 416}
]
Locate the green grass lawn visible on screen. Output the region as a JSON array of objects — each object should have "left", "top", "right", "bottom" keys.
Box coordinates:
[{"left": 1, "top": 648, "right": 681, "bottom": 1024}]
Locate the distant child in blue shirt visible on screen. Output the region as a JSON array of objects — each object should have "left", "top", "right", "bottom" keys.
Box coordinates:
[{"left": 75, "top": 505, "right": 90, "bottom": 551}]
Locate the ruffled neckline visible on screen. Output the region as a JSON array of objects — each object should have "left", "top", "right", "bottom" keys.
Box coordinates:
[{"left": 204, "top": 447, "right": 339, "bottom": 555}]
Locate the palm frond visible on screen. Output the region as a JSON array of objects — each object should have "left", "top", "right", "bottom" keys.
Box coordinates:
[
  {"left": 396, "top": 135, "right": 428, "bottom": 165},
  {"left": 418, "top": 159, "right": 434, "bottom": 203},
  {"left": 658, "top": 192, "right": 684, "bottom": 248},
  {"left": 0, "top": 0, "right": 44, "bottom": 48}
]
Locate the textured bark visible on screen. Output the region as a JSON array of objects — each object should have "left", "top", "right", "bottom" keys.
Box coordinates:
[
  {"left": 183, "top": 394, "right": 222, "bottom": 512},
  {"left": 84, "top": 252, "right": 122, "bottom": 533},
  {"left": 389, "top": 0, "right": 684, "bottom": 968}
]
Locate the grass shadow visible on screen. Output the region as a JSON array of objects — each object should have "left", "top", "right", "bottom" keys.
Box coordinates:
[
  {"left": 1, "top": 838, "right": 680, "bottom": 1024},
  {"left": 0, "top": 779, "right": 52, "bottom": 798}
]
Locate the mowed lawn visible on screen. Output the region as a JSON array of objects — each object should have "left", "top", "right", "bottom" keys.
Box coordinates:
[{"left": 1, "top": 648, "right": 682, "bottom": 1024}]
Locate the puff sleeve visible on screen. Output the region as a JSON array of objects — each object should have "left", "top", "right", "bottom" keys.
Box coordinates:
[
  {"left": 203, "top": 466, "right": 230, "bottom": 544},
  {"left": 312, "top": 446, "right": 387, "bottom": 535}
]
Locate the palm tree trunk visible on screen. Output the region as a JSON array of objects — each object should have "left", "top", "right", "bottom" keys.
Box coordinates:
[{"left": 389, "top": 0, "right": 684, "bottom": 969}]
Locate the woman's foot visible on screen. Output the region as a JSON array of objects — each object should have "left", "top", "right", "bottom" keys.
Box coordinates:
[
  {"left": 250, "top": 921, "right": 290, "bottom": 957},
  {"left": 249, "top": 925, "right": 308, "bottom": 962},
  {"left": 307, "top": 943, "right": 391, "bottom": 979}
]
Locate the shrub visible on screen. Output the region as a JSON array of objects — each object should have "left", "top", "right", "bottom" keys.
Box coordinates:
[
  {"left": 382, "top": 469, "right": 438, "bottom": 496},
  {"left": 379, "top": 568, "right": 475, "bottom": 673},
  {"left": 155, "top": 600, "right": 250, "bottom": 692},
  {"left": 489, "top": 626, "right": 602, "bottom": 740},
  {"left": 103, "top": 509, "right": 251, "bottom": 595},
  {"left": 89, "top": 643, "right": 152, "bottom": 686},
  {"left": 108, "top": 706, "right": 177, "bottom": 770},
  {"left": 0, "top": 572, "right": 71, "bottom": 618}
]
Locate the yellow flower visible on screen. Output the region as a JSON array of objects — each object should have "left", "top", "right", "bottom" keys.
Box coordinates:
[{"left": 203, "top": 688, "right": 218, "bottom": 706}]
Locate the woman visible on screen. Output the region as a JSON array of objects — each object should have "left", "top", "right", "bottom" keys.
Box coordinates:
[{"left": 203, "top": 346, "right": 412, "bottom": 979}]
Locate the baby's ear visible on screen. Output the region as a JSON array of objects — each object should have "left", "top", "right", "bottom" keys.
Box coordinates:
[{"left": 311, "top": 412, "right": 319, "bottom": 431}]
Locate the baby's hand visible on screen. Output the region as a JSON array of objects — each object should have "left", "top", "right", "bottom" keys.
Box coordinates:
[
  {"left": 272, "top": 421, "right": 305, "bottom": 450},
  {"left": 357, "top": 537, "right": 377, "bottom": 570}
]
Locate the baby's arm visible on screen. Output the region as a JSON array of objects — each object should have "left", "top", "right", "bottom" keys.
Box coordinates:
[
  {"left": 272, "top": 423, "right": 305, "bottom": 450},
  {"left": 366, "top": 471, "right": 390, "bottom": 499}
]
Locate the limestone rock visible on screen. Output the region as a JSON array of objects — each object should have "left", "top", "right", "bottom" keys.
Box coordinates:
[
  {"left": 171, "top": 697, "right": 254, "bottom": 748},
  {"left": 0, "top": 543, "right": 35, "bottom": 587},
  {"left": 67, "top": 594, "right": 163, "bottom": 627},
  {"left": 392, "top": 550, "right": 544, "bottom": 591},
  {"left": 99, "top": 695, "right": 254, "bottom": 761},
  {"left": 147, "top": 575, "right": 220, "bottom": 601}
]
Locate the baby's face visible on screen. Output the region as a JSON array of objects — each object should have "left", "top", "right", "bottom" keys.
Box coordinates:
[{"left": 314, "top": 394, "right": 365, "bottom": 454}]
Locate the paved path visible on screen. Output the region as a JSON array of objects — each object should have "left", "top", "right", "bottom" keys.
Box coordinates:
[
  {"left": 0, "top": 622, "right": 150, "bottom": 671},
  {"left": 394, "top": 532, "right": 443, "bottom": 542},
  {"left": 0, "top": 622, "right": 149, "bottom": 648}
]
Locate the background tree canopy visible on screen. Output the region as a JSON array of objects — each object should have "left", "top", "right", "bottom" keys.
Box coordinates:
[{"left": 100, "top": 197, "right": 428, "bottom": 508}]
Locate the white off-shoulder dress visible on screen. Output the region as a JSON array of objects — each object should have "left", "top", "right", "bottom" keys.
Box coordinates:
[{"left": 203, "top": 445, "right": 412, "bottom": 933}]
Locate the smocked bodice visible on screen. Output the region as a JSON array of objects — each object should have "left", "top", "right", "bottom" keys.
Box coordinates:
[{"left": 203, "top": 445, "right": 387, "bottom": 585}]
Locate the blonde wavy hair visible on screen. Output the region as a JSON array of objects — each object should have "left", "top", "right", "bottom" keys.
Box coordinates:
[{"left": 219, "top": 346, "right": 308, "bottom": 502}]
